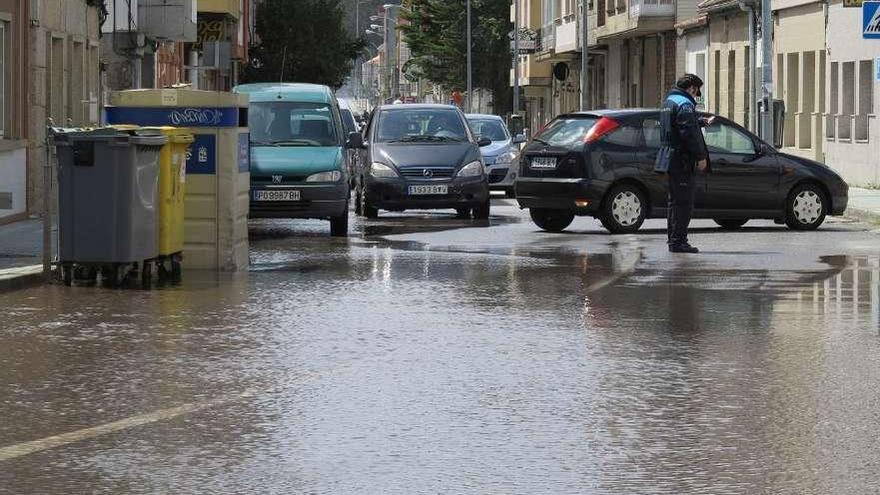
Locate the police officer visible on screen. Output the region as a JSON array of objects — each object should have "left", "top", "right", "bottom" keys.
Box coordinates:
[{"left": 660, "top": 74, "right": 714, "bottom": 253}]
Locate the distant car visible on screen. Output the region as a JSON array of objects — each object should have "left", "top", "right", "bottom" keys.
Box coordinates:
[
  {"left": 515, "top": 109, "right": 849, "bottom": 233},
  {"left": 233, "top": 83, "right": 360, "bottom": 237},
  {"left": 466, "top": 114, "right": 526, "bottom": 197},
  {"left": 350, "top": 104, "right": 492, "bottom": 219}
]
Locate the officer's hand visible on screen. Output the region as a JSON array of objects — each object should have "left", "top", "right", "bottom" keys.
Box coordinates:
[{"left": 697, "top": 159, "right": 708, "bottom": 172}]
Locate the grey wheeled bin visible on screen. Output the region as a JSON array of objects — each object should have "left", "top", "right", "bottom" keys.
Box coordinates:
[{"left": 54, "top": 128, "right": 167, "bottom": 287}]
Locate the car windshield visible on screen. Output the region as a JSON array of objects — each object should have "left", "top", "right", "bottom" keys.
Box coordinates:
[
  {"left": 534, "top": 117, "right": 598, "bottom": 147},
  {"left": 377, "top": 108, "right": 468, "bottom": 143},
  {"left": 250, "top": 101, "right": 339, "bottom": 146},
  {"left": 468, "top": 119, "right": 509, "bottom": 142}
]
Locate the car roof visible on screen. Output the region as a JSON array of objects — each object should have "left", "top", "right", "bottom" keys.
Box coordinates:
[
  {"left": 465, "top": 113, "right": 503, "bottom": 120},
  {"left": 232, "top": 83, "right": 335, "bottom": 103},
  {"left": 561, "top": 108, "right": 659, "bottom": 119},
  {"left": 377, "top": 103, "right": 462, "bottom": 112}
]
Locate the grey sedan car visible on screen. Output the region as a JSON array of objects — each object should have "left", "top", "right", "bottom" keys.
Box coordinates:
[{"left": 466, "top": 114, "right": 525, "bottom": 196}]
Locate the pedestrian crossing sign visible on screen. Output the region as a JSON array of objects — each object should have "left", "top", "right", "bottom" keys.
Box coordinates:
[{"left": 865, "top": 2, "right": 880, "bottom": 38}]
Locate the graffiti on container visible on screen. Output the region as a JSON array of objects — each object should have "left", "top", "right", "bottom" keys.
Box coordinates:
[{"left": 169, "top": 108, "right": 225, "bottom": 126}]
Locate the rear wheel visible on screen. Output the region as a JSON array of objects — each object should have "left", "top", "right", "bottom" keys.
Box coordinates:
[
  {"left": 529, "top": 208, "right": 575, "bottom": 232},
  {"left": 714, "top": 218, "right": 748, "bottom": 229},
  {"left": 473, "top": 198, "right": 491, "bottom": 220},
  {"left": 785, "top": 183, "right": 827, "bottom": 230},
  {"left": 599, "top": 184, "right": 647, "bottom": 234}
]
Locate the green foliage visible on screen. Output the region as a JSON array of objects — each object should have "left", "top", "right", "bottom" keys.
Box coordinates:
[
  {"left": 400, "top": 0, "right": 512, "bottom": 113},
  {"left": 241, "top": 0, "right": 366, "bottom": 89}
]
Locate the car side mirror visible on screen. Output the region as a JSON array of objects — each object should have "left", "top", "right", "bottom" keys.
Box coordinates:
[
  {"left": 757, "top": 142, "right": 772, "bottom": 155},
  {"left": 346, "top": 131, "right": 365, "bottom": 149},
  {"left": 513, "top": 134, "right": 526, "bottom": 144},
  {"left": 477, "top": 137, "right": 492, "bottom": 147}
]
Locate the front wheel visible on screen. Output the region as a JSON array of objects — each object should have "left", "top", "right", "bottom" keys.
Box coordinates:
[
  {"left": 599, "top": 184, "right": 647, "bottom": 234},
  {"left": 529, "top": 208, "right": 575, "bottom": 232},
  {"left": 785, "top": 183, "right": 827, "bottom": 230},
  {"left": 473, "top": 198, "right": 491, "bottom": 220},
  {"left": 360, "top": 185, "right": 378, "bottom": 219},
  {"left": 330, "top": 207, "right": 349, "bottom": 237},
  {"left": 714, "top": 218, "right": 748, "bottom": 229}
]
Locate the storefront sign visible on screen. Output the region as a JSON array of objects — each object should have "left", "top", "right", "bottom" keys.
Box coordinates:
[
  {"left": 105, "top": 107, "right": 240, "bottom": 127},
  {"left": 845, "top": 0, "right": 863, "bottom": 7}
]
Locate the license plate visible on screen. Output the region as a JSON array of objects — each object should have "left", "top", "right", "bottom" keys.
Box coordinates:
[
  {"left": 253, "top": 190, "right": 301, "bottom": 201},
  {"left": 530, "top": 156, "right": 557, "bottom": 169},
  {"left": 408, "top": 184, "right": 448, "bottom": 195}
]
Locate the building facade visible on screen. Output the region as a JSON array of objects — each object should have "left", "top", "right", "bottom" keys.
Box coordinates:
[
  {"left": 824, "top": 0, "right": 879, "bottom": 185},
  {"left": 0, "top": 0, "right": 103, "bottom": 222}
]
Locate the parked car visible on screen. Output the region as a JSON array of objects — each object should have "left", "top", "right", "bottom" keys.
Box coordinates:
[
  {"left": 515, "top": 109, "right": 848, "bottom": 233},
  {"left": 466, "top": 113, "right": 526, "bottom": 197},
  {"left": 351, "top": 104, "right": 492, "bottom": 219},
  {"left": 233, "top": 83, "right": 359, "bottom": 237},
  {"left": 338, "top": 102, "right": 360, "bottom": 187}
]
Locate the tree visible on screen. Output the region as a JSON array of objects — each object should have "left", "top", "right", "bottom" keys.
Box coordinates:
[
  {"left": 241, "top": 0, "right": 365, "bottom": 89},
  {"left": 400, "top": 0, "right": 512, "bottom": 114}
]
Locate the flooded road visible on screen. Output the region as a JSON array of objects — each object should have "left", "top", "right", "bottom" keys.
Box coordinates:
[{"left": 2, "top": 200, "right": 880, "bottom": 494}]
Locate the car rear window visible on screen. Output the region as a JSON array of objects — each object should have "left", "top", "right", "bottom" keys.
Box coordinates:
[{"left": 534, "top": 117, "right": 598, "bottom": 147}]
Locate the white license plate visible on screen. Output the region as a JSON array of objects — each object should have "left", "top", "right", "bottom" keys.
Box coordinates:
[
  {"left": 253, "top": 190, "right": 301, "bottom": 201},
  {"left": 530, "top": 156, "right": 557, "bottom": 169},
  {"left": 408, "top": 184, "right": 449, "bottom": 195}
]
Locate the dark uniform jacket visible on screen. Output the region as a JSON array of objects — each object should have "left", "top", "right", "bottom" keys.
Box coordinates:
[{"left": 659, "top": 88, "right": 710, "bottom": 174}]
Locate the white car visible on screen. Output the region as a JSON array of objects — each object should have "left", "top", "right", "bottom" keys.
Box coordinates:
[{"left": 466, "top": 114, "right": 526, "bottom": 197}]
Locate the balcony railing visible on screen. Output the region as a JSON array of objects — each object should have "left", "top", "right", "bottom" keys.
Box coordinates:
[
  {"left": 629, "top": 0, "right": 674, "bottom": 17},
  {"left": 538, "top": 24, "right": 555, "bottom": 54}
]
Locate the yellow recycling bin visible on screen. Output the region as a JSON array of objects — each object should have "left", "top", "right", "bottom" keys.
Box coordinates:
[{"left": 145, "top": 127, "right": 193, "bottom": 258}]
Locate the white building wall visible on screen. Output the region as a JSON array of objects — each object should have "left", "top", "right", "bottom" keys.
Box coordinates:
[
  {"left": 825, "top": 0, "right": 880, "bottom": 186},
  {"left": 684, "top": 30, "right": 709, "bottom": 110}
]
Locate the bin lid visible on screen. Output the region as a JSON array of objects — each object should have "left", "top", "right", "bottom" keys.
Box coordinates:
[
  {"left": 52, "top": 127, "right": 167, "bottom": 147},
  {"left": 140, "top": 126, "right": 195, "bottom": 144}
]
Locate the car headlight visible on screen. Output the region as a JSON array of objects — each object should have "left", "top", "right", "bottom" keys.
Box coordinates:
[
  {"left": 457, "top": 160, "right": 484, "bottom": 177},
  {"left": 305, "top": 170, "right": 342, "bottom": 182},
  {"left": 495, "top": 151, "right": 518, "bottom": 165},
  {"left": 370, "top": 162, "right": 398, "bottom": 178}
]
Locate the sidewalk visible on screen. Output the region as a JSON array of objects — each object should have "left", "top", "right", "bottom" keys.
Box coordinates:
[{"left": 0, "top": 217, "right": 54, "bottom": 291}]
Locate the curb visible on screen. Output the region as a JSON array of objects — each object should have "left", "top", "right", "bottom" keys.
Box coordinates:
[
  {"left": 844, "top": 207, "right": 880, "bottom": 226},
  {"left": 0, "top": 265, "right": 46, "bottom": 293}
]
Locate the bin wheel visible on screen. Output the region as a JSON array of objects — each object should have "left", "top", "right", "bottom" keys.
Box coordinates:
[
  {"left": 141, "top": 261, "right": 152, "bottom": 288},
  {"left": 102, "top": 265, "right": 120, "bottom": 287},
  {"left": 62, "top": 264, "right": 73, "bottom": 287},
  {"left": 170, "top": 260, "right": 182, "bottom": 281}
]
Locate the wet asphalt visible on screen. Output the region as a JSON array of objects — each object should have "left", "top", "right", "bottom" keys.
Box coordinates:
[{"left": 1, "top": 198, "right": 879, "bottom": 494}]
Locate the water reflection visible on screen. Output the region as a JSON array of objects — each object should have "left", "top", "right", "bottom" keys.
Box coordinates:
[{"left": 1, "top": 220, "right": 880, "bottom": 493}]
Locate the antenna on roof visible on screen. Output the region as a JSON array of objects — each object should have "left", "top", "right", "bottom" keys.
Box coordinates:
[{"left": 279, "top": 46, "right": 288, "bottom": 83}]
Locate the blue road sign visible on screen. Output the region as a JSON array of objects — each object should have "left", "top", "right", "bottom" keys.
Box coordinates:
[{"left": 865, "top": 2, "right": 880, "bottom": 39}]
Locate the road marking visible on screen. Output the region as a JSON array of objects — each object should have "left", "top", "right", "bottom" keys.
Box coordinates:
[{"left": 0, "top": 371, "right": 320, "bottom": 462}]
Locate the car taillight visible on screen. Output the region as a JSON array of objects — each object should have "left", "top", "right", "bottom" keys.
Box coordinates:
[{"left": 583, "top": 117, "right": 620, "bottom": 144}]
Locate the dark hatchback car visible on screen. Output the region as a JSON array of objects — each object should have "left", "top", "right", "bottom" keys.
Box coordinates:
[
  {"left": 515, "top": 109, "right": 849, "bottom": 233},
  {"left": 351, "top": 104, "right": 492, "bottom": 219}
]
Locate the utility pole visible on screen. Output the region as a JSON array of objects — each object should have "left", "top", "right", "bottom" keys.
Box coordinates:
[
  {"left": 513, "top": 0, "right": 520, "bottom": 114},
  {"left": 466, "top": 0, "right": 473, "bottom": 112},
  {"left": 761, "top": 0, "right": 774, "bottom": 145},
  {"left": 580, "top": 0, "right": 589, "bottom": 111}
]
